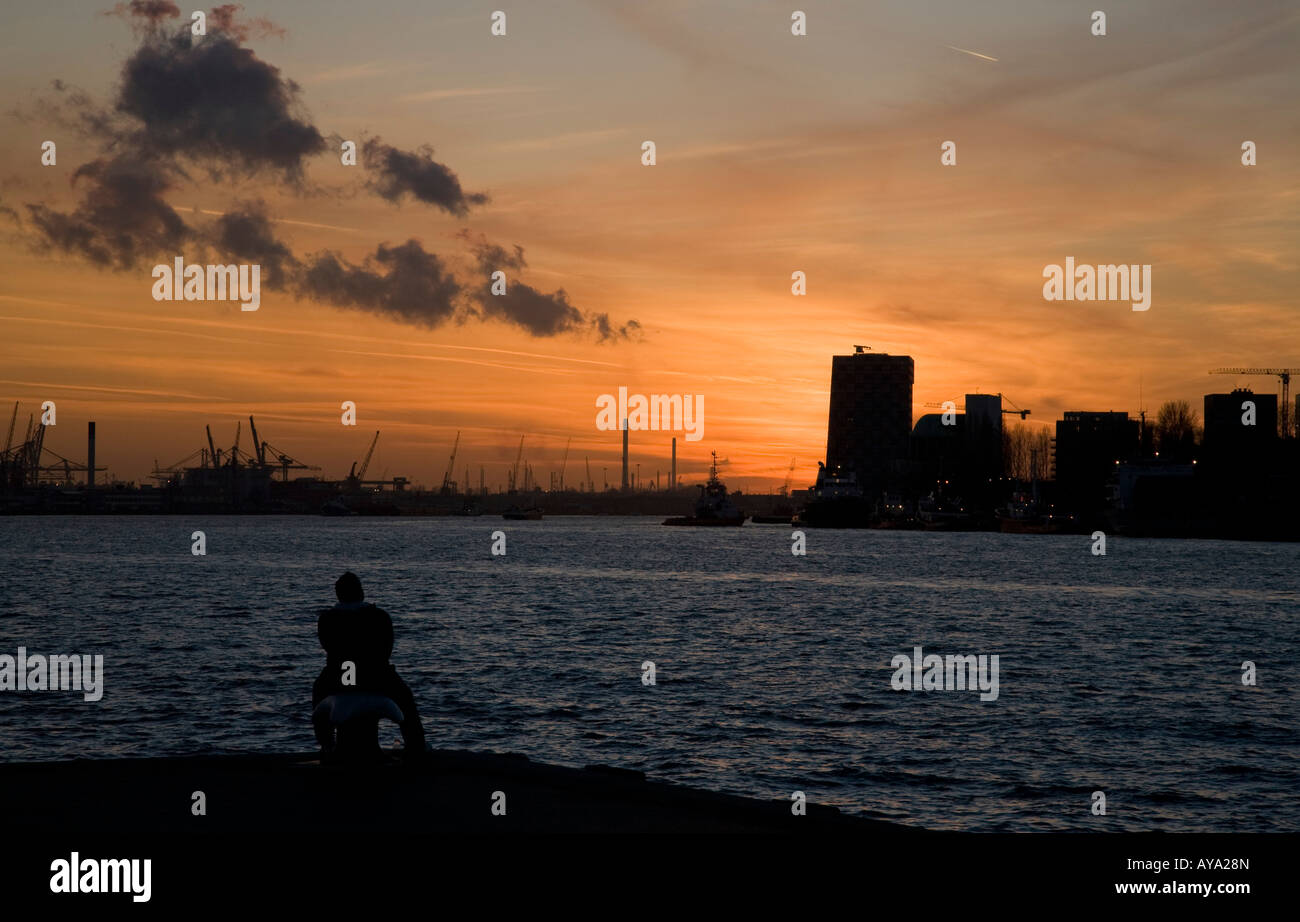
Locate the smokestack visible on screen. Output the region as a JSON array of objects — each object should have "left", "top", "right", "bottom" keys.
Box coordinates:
[
  {"left": 621, "top": 419, "right": 629, "bottom": 491},
  {"left": 87, "top": 421, "right": 96, "bottom": 490},
  {"left": 671, "top": 437, "right": 676, "bottom": 492}
]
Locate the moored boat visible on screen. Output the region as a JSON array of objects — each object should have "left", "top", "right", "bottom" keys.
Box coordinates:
[
  {"left": 663, "top": 452, "right": 745, "bottom": 526},
  {"left": 794, "top": 463, "right": 873, "bottom": 528}
]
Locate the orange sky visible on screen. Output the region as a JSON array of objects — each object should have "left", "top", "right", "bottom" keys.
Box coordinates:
[{"left": 1, "top": 1, "right": 1297, "bottom": 490}]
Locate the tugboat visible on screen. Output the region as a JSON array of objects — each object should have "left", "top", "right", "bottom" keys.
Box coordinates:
[
  {"left": 321, "top": 497, "right": 356, "bottom": 516},
  {"left": 663, "top": 452, "right": 745, "bottom": 526},
  {"left": 502, "top": 505, "right": 543, "bottom": 520}
]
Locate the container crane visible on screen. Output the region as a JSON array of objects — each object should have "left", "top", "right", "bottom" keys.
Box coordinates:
[
  {"left": 349, "top": 431, "right": 380, "bottom": 483},
  {"left": 248, "top": 416, "right": 266, "bottom": 466},
  {"left": 441, "top": 431, "right": 460, "bottom": 495},
  {"left": 3, "top": 401, "right": 16, "bottom": 455}
]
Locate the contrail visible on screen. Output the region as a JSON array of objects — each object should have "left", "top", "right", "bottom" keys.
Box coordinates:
[
  {"left": 173, "top": 206, "right": 360, "bottom": 234},
  {"left": 946, "top": 45, "right": 999, "bottom": 62}
]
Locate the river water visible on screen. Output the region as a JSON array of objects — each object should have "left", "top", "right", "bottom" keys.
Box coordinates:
[{"left": 1, "top": 516, "right": 1296, "bottom": 831}]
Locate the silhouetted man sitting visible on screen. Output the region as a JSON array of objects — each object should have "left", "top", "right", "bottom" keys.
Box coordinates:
[{"left": 312, "top": 572, "right": 427, "bottom": 756}]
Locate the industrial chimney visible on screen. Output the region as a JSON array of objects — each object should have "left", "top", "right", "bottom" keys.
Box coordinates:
[
  {"left": 621, "top": 419, "right": 629, "bottom": 491},
  {"left": 87, "top": 421, "right": 96, "bottom": 490}
]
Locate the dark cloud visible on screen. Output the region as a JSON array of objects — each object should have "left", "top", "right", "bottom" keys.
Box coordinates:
[
  {"left": 107, "top": 1, "right": 180, "bottom": 28},
  {"left": 468, "top": 240, "right": 639, "bottom": 340},
  {"left": 592, "top": 314, "right": 642, "bottom": 342},
  {"left": 362, "top": 138, "right": 488, "bottom": 216},
  {"left": 297, "top": 240, "right": 461, "bottom": 327},
  {"left": 210, "top": 4, "right": 286, "bottom": 41},
  {"left": 116, "top": 26, "right": 324, "bottom": 180},
  {"left": 210, "top": 202, "right": 296, "bottom": 286},
  {"left": 25, "top": 155, "right": 189, "bottom": 268},
  {"left": 479, "top": 279, "right": 586, "bottom": 337},
  {"left": 17, "top": 9, "right": 630, "bottom": 343}
]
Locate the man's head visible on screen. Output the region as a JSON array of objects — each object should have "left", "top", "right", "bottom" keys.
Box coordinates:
[{"left": 335, "top": 571, "right": 364, "bottom": 604}]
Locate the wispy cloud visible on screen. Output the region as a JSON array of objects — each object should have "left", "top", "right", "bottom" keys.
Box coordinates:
[
  {"left": 398, "top": 86, "right": 542, "bottom": 103},
  {"left": 302, "top": 61, "right": 399, "bottom": 85},
  {"left": 497, "top": 128, "right": 627, "bottom": 153}
]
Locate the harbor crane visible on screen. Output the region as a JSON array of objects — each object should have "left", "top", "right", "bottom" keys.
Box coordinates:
[
  {"left": 4, "top": 401, "right": 16, "bottom": 455},
  {"left": 0, "top": 403, "right": 101, "bottom": 488},
  {"left": 780, "top": 458, "right": 796, "bottom": 497},
  {"left": 349, "top": 431, "right": 380, "bottom": 482},
  {"left": 1210, "top": 368, "right": 1300, "bottom": 437},
  {"left": 585, "top": 456, "right": 593, "bottom": 493},
  {"left": 441, "top": 431, "right": 460, "bottom": 495},
  {"left": 248, "top": 416, "right": 265, "bottom": 466},
  {"left": 559, "top": 437, "right": 571, "bottom": 491}
]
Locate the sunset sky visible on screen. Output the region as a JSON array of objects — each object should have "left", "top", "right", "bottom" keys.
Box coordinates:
[{"left": 1, "top": 0, "right": 1297, "bottom": 490}]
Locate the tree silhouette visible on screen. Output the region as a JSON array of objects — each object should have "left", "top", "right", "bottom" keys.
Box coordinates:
[{"left": 1155, "top": 400, "right": 1200, "bottom": 463}]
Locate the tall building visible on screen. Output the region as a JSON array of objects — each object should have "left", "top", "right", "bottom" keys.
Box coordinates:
[
  {"left": 1054, "top": 411, "right": 1139, "bottom": 517},
  {"left": 963, "top": 393, "right": 1003, "bottom": 493},
  {"left": 825, "top": 349, "right": 913, "bottom": 498},
  {"left": 1204, "top": 389, "right": 1277, "bottom": 447}
]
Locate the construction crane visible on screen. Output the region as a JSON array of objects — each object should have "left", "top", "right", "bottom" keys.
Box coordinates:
[
  {"left": 924, "top": 393, "right": 1031, "bottom": 420},
  {"left": 441, "top": 431, "right": 460, "bottom": 495},
  {"left": 559, "top": 437, "right": 571, "bottom": 491},
  {"left": 349, "top": 431, "right": 380, "bottom": 482},
  {"left": 1210, "top": 368, "right": 1300, "bottom": 437},
  {"left": 780, "top": 458, "right": 796, "bottom": 497}
]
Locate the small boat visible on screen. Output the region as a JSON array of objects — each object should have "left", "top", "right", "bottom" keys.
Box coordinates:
[
  {"left": 451, "top": 503, "right": 482, "bottom": 517},
  {"left": 502, "top": 505, "right": 543, "bottom": 520},
  {"left": 321, "top": 498, "right": 356, "bottom": 516},
  {"left": 997, "top": 492, "right": 1074, "bottom": 534},
  {"left": 751, "top": 503, "right": 794, "bottom": 525},
  {"left": 663, "top": 452, "right": 745, "bottom": 526},
  {"left": 917, "top": 494, "right": 977, "bottom": 531}
]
